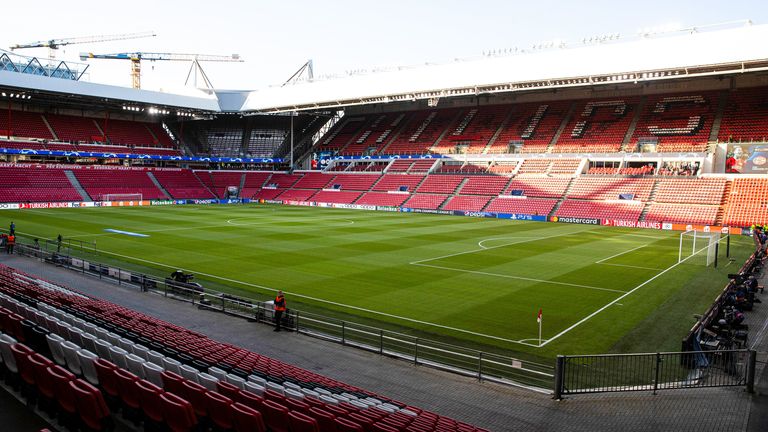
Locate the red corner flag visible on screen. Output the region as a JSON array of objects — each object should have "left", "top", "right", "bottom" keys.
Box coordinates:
[{"left": 537, "top": 308, "right": 542, "bottom": 323}]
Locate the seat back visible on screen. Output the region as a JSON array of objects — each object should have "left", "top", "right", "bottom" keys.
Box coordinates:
[
  {"left": 93, "top": 358, "right": 119, "bottom": 397},
  {"left": 113, "top": 367, "right": 141, "bottom": 409},
  {"left": 262, "top": 399, "right": 291, "bottom": 432},
  {"left": 10, "top": 343, "right": 36, "bottom": 385},
  {"left": 217, "top": 379, "right": 241, "bottom": 400},
  {"left": 141, "top": 361, "right": 164, "bottom": 387},
  {"left": 159, "top": 392, "right": 197, "bottom": 432},
  {"left": 161, "top": 370, "right": 186, "bottom": 395},
  {"left": 125, "top": 353, "right": 146, "bottom": 378},
  {"left": 336, "top": 417, "right": 365, "bottom": 432},
  {"left": 232, "top": 402, "right": 266, "bottom": 432},
  {"left": 135, "top": 379, "right": 165, "bottom": 422},
  {"left": 180, "top": 379, "right": 209, "bottom": 417},
  {"left": 288, "top": 410, "right": 321, "bottom": 432},
  {"left": 70, "top": 378, "right": 111, "bottom": 431},
  {"left": 48, "top": 364, "right": 77, "bottom": 413},
  {"left": 28, "top": 352, "right": 55, "bottom": 398},
  {"left": 308, "top": 407, "right": 338, "bottom": 432},
  {"left": 77, "top": 349, "right": 100, "bottom": 385},
  {"left": 45, "top": 333, "right": 67, "bottom": 366},
  {"left": 205, "top": 391, "right": 235, "bottom": 429}
]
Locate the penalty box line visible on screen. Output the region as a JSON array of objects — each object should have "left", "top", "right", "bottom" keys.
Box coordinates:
[{"left": 94, "top": 248, "right": 541, "bottom": 347}]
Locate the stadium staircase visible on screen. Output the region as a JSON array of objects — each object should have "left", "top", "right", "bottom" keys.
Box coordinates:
[
  {"left": 192, "top": 172, "right": 218, "bottom": 198},
  {"left": 40, "top": 116, "right": 59, "bottom": 141},
  {"left": 547, "top": 178, "right": 576, "bottom": 218},
  {"left": 708, "top": 90, "right": 730, "bottom": 143},
  {"left": 620, "top": 96, "right": 646, "bottom": 152},
  {"left": 547, "top": 101, "right": 577, "bottom": 152},
  {"left": 638, "top": 180, "right": 661, "bottom": 222},
  {"left": 716, "top": 179, "right": 733, "bottom": 226},
  {"left": 480, "top": 108, "right": 517, "bottom": 154},
  {"left": 64, "top": 171, "right": 92, "bottom": 202},
  {"left": 146, "top": 172, "right": 173, "bottom": 199}
]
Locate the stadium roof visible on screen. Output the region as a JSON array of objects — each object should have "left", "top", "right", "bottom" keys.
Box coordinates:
[
  {"left": 242, "top": 22, "right": 768, "bottom": 113},
  {"left": 0, "top": 68, "right": 220, "bottom": 111},
  {"left": 3, "top": 22, "right": 768, "bottom": 115}
]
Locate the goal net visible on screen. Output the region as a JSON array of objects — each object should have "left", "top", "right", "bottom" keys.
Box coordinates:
[
  {"left": 100, "top": 193, "right": 143, "bottom": 202},
  {"left": 678, "top": 230, "right": 723, "bottom": 266}
]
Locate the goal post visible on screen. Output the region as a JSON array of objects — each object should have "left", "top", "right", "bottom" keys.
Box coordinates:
[
  {"left": 678, "top": 230, "right": 726, "bottom": 267},
  {"left": 100, "top": 193, "right": 143, "bottom": 202}
]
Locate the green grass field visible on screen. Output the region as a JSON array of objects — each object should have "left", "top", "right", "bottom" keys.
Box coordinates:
[{"left": 0, "top": 204, "right": 753, "bottom": 361}]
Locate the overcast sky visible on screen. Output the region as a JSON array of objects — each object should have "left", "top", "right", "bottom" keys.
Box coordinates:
[{"left": 3, "top": 0, "right": 766, "bottom": 92}]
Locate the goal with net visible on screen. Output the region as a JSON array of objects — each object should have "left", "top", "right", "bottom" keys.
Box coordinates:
[
  {"left": 678, "top": 230, "right": 726, "bottom": 267},
  {"left": 99, "top": 193, "right": 143, "bottom": 202}
]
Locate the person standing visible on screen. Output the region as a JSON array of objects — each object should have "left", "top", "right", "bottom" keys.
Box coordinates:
[
  {"left": 9, "top": 221, "right": 15, "bottom": 235},
  {"left": 273, "top": 290, "right": 286, "bottom": 332},
  {"left": 6, "top": 233, "right": 15, "bottom": 254},
  {"left": 57, "top": 234, "right": 63, "bottom": 253}
]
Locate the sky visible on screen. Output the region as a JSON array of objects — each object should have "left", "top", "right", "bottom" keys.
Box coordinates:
[{"left": 2, "top": 0, "right": 767, "bottom": 92}]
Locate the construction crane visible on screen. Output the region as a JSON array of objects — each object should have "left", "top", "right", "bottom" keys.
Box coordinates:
[
  {"left": 79, "top": 52, "right": 243, "bottom": 89},
  {"left": 10, "top": 31, "right": 156, "bottom": 60}
]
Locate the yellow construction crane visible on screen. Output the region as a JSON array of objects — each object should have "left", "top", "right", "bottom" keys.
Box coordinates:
[
  {"left": 79, "top": 52, "right": 243, "bottom": 89},
  {"left": 11, "top": 31, "right": 156, "bottom": 60}
]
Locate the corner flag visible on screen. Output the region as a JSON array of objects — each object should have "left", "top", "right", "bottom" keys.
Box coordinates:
[{"left": 537, "top": 308, "right": 543, "bottom": 346}]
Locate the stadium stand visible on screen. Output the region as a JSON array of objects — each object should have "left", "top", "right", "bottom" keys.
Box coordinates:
[
  {"left": 459, "top": 176, "right": 510, "bottom": 195},
  {"left": 292, "top": 172, "right": 334, "bottom": 189},
  {"left": 372, "top": 175, "right": 425, "bottom": 192},
  {"left": 44, "top": 114, "right": 103, "bottom": 143},
  {"left": 0, "top": 111, "right": 53, "bottom": 140},
  {"left": 722, "top": 178, "right": 768, "bottom": 227},
  {"left": 556, "top": 200, "right": 644, "bottom": 221},
  {"left": 505, "top": 177, "right": 572, "bottom": 198},
  {"left": 442, "top": 195, "right": 492, "bottom": 212},
  {"left": 355, "top": 192, "right": 410, "bottom": 207},
  {"left": 277, "top": 189, "right": 317, "bottom": 202},
  {"left": 329, "top": 174, "right": 381, "bottom": 191},
  {"left": 152, "top": 169, "right": 216, "bottom": 199},
  {"left": 403, "top": 194, "right": 450, "bottom": 210},
  {"left": 309, "top": 190, "right": 361, "bottom": 204},
  {"left": 628, "top": 92, "right": 718, "bottom": 152},
  {"left": 241, "top": 172, "right": 273, "bottom": 198},
  {"left": 553, "top": 98, "right": 639, "bottom": 153},
  {"left": 382, "top": 109, "right": 459, "bottom": 155},
  {"left": 644, "top": 203, "right": 720, "bottom": 225},
  {"left": 0, "top": 264, "right": 488, "bottom": 432},
  {"left": 567, "top": 177, "right": 654, "bottom": 201},
  {"left": 73, "top": 169, "right": 167, "bottom": 200},
  {"left": 485, "top": 197, "right": 558, "bottom": 215},
  {"left": 489, "top": 101, "right": 572, "bottom": 154},
  {"left": 0, "top": 165, "right": 82, "bottom": 203},
  {"left": 718, "top": 87, "right": 768, "bottom": 142},
  {"left": 415, "top": 175, "right": 465, "bottom": 194}
]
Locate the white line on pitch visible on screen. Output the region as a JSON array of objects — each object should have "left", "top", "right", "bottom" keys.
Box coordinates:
[
  {"left": 539, "top": 256, "right": 686, "bottom": 347},
  {"left": 594, "top": 244, "right": 649, "bottom": 264},
  {"left": 411, "top": 262, "right": 625, "bottom": 294},
  {"left": 410, "top": 226, "right": 596, "bottom": 265},
  {"left": 94, "top": 248, "right": 538, "bottom": 346},
  {"left": 598, "top": 263, "right": 664, "bottom": 271},
  {"left": 477, "top": 237, "right": 541, "bottom": 250}
]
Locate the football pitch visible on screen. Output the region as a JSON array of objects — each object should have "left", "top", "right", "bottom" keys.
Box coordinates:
[{"left": 0, "top": 204, "right": 753, "bottom": 359}]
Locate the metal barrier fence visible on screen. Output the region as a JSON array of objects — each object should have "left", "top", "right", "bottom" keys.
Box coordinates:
[
  {"left": 12, "top": 243, "right": 554, "bottom": 392},
  {"left": 553, "top": 349, "right": 757, "bottom": 399}
]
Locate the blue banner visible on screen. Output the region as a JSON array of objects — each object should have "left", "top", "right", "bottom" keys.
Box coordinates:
[
  {"left": 496, "top": 213, "right": 547, "bottom": 221},
  {"left": 0, "top": 147, "right": 281, "bottom": 164}
]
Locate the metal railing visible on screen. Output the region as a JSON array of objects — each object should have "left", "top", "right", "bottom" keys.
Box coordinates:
[
  {"left": 11, "top": 242, "right": 554, "bottom": 391},
  {"left": 553, "top": 349, "right": 756, "bottom": 399}
]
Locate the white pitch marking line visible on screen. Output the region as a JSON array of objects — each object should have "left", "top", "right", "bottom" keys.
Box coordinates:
[
  {"left": 595, "top": 244, "right": 649, "bottom": 264},
  {"left": 477, "top": 237, "right": 541, "bottom": 250},
  {"left": 540, "top": 255, "right": 687, "bottom": 347},
  {"left": 411, "top": 226, "right": 596, "bottom": 265},
  {"left": 598, "top": 263, "right": 665, "bottom": 271},
  {"left": 412, "top": 262, "right": 625, "bottom": 294},
  {"left": 94, "top": 248, "right": 540, "bottom": 346},
  {"left": 66, "top": 216, "right": 358, "bottom": 238}
]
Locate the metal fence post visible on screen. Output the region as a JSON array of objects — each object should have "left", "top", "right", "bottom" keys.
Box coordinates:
[
  {"left": 414, "top": 339, "right": 419, "bottom": 365},
  {"left": 746, "top": 350, "right": 757, "bottom": 393},
  {"left": 477, "top": 352, "right": 483, "bottom": 382},
  {"left": 379, "top": 330, "right": 384, "bottom": 354},
  {"left": 653, "top": 353, "right": 661, "bottom": 395},
  {"left": 295, "top": 311, "right": 300, "bottom": 333},
  {"left": 553, "top": 355, "right": 565, "bottom": 400},
  {"left": 341, "top": 322, "right": 346, "bottom": 346}
]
